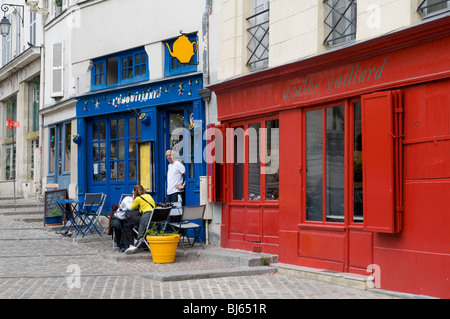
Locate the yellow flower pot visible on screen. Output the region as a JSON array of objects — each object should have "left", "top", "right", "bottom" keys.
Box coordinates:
[{"left": 146, "top": 234, "right": 180, "bottom": 263}]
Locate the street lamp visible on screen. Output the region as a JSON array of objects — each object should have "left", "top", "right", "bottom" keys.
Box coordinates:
[{"left": 0, "top": 3, "right": 24, "bottom": 37}]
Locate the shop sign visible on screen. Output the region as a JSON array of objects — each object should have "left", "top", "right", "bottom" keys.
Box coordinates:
[{"left": 282, "top": 57, "right": 388, "bottom": 103}]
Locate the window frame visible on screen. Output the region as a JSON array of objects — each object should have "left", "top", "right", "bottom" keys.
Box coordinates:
[
  {"left": 302, "top": 99, "right": 363, "bottom": 226},
  {"left": 91, "top": 47, "right": 149, "bottom": 91},
  {"left": 418, "top": 0, "right": 450, "bottom": 18},
  {"left": 164, "top": 33, "right": 198, "bottom": 77},
  {"left": 323, "top": 0, "right": 357, "bottom": 47},
  {"left": 229, "top": 116, "right": 280, "bottom": 204}
]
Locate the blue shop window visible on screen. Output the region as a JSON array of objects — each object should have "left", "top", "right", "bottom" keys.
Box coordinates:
[
  {"left": 91, "top": 48, "right": 149, "bottom": 91},
  {"left": 164, "top": 33, "right": 198, "bottom": 77}
]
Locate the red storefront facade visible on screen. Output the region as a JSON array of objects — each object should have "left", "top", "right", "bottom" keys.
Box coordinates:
[{"left": 209, "top": 17, "right": 450, "bottom": 298}]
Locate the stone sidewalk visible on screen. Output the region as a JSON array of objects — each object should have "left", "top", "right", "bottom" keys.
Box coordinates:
[{"left": 0, "top": 196, "right": 403, "bottom": 300}]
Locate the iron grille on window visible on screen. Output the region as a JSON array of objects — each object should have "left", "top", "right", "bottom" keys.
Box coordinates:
[
  {"left": 418, "top": 0, "right": 449, "bottom": 16},
  {"left": 324, "top": 0, "right": 357, "bottom": 46},
  {"left": 246, "top": 8, "right": 269, "bottom": 70}
]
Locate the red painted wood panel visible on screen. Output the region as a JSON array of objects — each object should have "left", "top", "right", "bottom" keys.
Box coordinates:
[
  {"left": 362, "top": 91, "right": 395, "bottom": 233},
  {"left": 299, "top": 229, "right": 345, "bottom": 263}
]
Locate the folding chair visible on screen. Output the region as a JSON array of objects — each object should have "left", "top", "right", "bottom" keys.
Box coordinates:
[
  {"left": 91, "top": 193, "right": 107, "bottom": 234},
  {"left": 133, "top": 207, "right": 172, "bottom": 250},
  {"left": 169, "top": 205, "right": 206, "bottom": 250},
  {"left": 80, "top": 193, "right": 106, "bottom": 237}
]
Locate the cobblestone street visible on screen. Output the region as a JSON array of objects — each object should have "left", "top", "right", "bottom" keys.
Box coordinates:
[{"left": 0, "top": 202, "right": 398, "bottom": 301}]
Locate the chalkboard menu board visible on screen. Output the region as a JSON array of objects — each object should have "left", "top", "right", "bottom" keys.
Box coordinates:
[{"left": 44, "top": 189, "right": 68, "bottom": 225}]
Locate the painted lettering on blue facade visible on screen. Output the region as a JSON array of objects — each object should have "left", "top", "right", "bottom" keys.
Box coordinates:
[{"left": 111, "top": 88, "right": 161, "bottom": 106}]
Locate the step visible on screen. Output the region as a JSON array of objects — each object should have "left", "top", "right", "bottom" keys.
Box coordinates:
[
  {"left": 144, "top": 266, "right": 276, "bottom": 282},
  {"left": 197, "top": 247, "right": 278, "bottom": 267},
  {"left": 273, "top": 263, "right": 373, "bottom": 291}
]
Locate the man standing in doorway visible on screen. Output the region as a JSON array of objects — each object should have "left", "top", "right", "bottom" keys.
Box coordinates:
[{"left": 165, "top": 149, "right": 185, "bottom": 205}]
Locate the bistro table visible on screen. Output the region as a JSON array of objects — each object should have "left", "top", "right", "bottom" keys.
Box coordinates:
[{"left": 56, "top": 199, "right": 101, "bottom": 237}]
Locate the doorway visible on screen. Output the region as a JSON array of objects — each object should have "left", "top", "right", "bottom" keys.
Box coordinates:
[{"left": 48, "top": 122, "right": 71, "bottom": 191}]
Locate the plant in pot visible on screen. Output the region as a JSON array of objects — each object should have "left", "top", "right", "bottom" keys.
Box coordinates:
[
  {"left": 45, "top": 208, "right": 63, "bottom": 225},
  {"left": 145, "top": 224, "right": 180, "bottom": 263}
]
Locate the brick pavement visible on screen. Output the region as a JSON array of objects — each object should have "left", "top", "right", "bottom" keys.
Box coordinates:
[{"left": 0, "top": 201, "right": 398, "bottom": 300}]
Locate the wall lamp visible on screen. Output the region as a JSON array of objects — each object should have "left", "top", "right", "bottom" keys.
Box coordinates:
[{"left": 1, "top": 2, "right": 25, "bottom": 37}]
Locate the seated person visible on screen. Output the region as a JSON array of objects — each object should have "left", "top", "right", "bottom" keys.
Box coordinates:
[
  {"left": 123, "top": 185, "right": 156, "bottom": 254},
  {"left": 110, "top": 196, "right": 133, "bottom": 250}
]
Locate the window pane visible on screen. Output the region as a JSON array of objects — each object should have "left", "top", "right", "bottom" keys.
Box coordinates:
[
  {"left": 248, "top": 123, "right": 261, "bottom": 200},
  {"left": 129, "top": 140, "right": 137, "bottom": 159},
  {"left": 99, "top": 142, "right": 106, "bottom": 161},
  {"left": 93, "top": 123, "right": 98, "bottom": 140},
  {"left": 353, "top": 103, "right": 363, "bottom": 222},
  {"left": 99, "top": 122, "right": 106, "bottom": 140},
  {"left": 106, "top": 57, "right": 118, "bottom": 85},
  {"left": 93, "top": 143, "right": 99, "bottom": 161},
  {"left": 266, "top": 120, "right": 279, "bottom": 200},
  {"left": 129, "top": 118, "right": 136, "bottom": 138},
  {"left": 118, "top": 140, "right": 125, "bottom": 159},
  {"left": 118, "top": 161, "right": 125, "bottom": 181},
  {"left": 110, "top": 120, "right": 117, "bottom": 140},
  {"left": 135, "top": 54, "right": 140, "bottom": 64},
  {"left": 326, "top": 106, "right": 345, "bottom": 222},
  {"left": 93, "top": 163, "right": 99, "bottom": 181},
  {"left": 306, "top": 110, "right": 323, "bottom": 221},
  {"left": 100, "top": 163, "right": 106, "bottom": 181},
  {"left": 64, "top": 124, "right": 71, "bottom": 172},
  {"left": 135, "top": 66, "right": 140, "bottom": 76},
  {"left": 110, "top": 161, "right": 117, "bottom": 180},
  {"left": 118, "top": 119, "right": 124, "bottom": 138},
  {"left": 233, "top": 127, "right": 245, "bottom": 200},
  {"left": 49, "top": 127, "right": 56, "bottom": 173},
  {"left": 110, "top": 141, "right": 117, "bottom": 160},
  {"left": 129, "top": 160, "right": 136, "bottom": 180}
]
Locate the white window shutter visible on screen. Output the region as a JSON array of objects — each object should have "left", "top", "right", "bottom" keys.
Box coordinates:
[{"left": 51, "top": 42, "right": 64, "bottom": 97}]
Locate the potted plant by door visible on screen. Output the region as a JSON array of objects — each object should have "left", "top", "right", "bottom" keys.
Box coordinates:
[{"left": 145, "top": 224, "right": 180, "bottom": 263}]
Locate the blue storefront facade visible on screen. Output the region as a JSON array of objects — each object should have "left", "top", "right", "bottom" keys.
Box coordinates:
[{"left": 75, "top": 72, "right": 206, "bottom": 210}]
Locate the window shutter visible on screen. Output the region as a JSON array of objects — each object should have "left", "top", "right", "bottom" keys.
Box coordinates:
[
  {"left": 51, "top": 42, "right": 64, "bottom": 97},
  {"left": 362, "top": 90, "right": 403, "bottom": 233},
  {"left": 206, "top": 124, "right": 226, "bottom": 202}
]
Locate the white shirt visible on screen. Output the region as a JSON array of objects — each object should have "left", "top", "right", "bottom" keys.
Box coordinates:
[
  {"left": 167, "top": 160, "right": 185, "bottom": 195},
  {"left": 114, "top": 196, "right": 133, "bottom": 220}
]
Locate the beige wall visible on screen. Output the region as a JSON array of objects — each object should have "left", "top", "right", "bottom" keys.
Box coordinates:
[{"left": 218, "top": 0, "right": 424, "bottom": 81}]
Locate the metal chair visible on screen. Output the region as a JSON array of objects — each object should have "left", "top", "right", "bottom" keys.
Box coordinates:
[
  {"left": 80, "top": 193, "right": 106, "bottom": 237},
  {"left": 169, "top": 205, "right": 206, "bottom": 250},
  {"left": 133, "top": 207, "right": 172, "bottom": 250}
]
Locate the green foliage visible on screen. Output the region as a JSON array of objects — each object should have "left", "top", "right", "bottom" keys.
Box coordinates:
[
  {"left": 145, "top": 223, "right": 178, "bottom": 237},
  {"left": 48, "top": 208, "right": 62, "bottom": 217}
]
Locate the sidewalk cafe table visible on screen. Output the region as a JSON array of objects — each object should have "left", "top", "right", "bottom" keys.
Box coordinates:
[{"left": 56, "top": 199, "right": 94, "bottom": 237}]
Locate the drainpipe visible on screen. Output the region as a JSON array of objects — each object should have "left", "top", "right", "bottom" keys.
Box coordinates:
[
  {"left": 202, "top": 0, "right": 212, "bottom": 87},
  {"left": 37, "top": 4, "right": 47, "bottom": 197},
  {"left": 202, "top": 0, "right": 212, "bottom": 245}
]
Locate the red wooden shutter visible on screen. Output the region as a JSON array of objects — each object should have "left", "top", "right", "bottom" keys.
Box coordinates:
[
  {"left": 206, "top": 124, "right": 226, "bottom": 202},
  {"left": 362, "top": 90, "right": 403, "bottom": 233}
]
